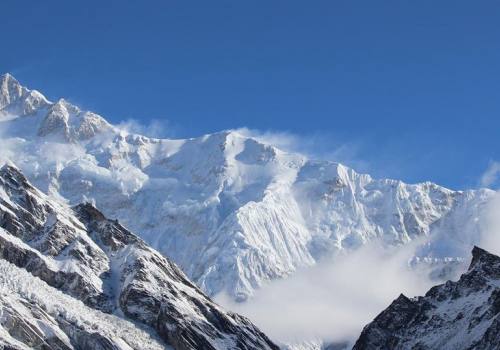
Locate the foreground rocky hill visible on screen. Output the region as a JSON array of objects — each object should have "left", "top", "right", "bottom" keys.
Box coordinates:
[
  {"left": 0, "top": 163, "right": 278, "bottom": 349},
  {"left": 353, "top": 246, "right": 500, "bottom": 350}
]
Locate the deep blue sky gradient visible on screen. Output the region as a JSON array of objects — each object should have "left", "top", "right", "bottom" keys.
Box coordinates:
[{"left": 2, "top": 1, "right": 499, "bottom": 189}]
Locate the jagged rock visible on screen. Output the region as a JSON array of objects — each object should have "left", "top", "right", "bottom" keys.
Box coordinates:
[
  {"left": 0, "top": 164, "right": 112, "bottom": 310},
  {"left": 353, "top": 246, "right": 500, "bottom": 350}
]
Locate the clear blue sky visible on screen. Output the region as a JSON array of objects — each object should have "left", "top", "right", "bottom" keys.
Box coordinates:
[{"left": 2, "top": 1, "right": 499, "bottom": 189}]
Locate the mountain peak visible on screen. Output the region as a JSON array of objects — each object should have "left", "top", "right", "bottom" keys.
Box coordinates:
[
  {"left": 0, "top": 162, "right": 35, "bottom": 192},
  {"left": 1, "top": 72, "right": 16, "bottom": 82},
  {"left": 0, "top": 73, "right": 50, "bottom": 115},
  {"left": 0, "top": 73, "right": 22, "bottom": 93},
  {"left": 0, "top": 73, "right": 25, "bottom": 109},
  {"left": 468, "top": 245, "right": 500, "bottom": 275},
  {"left": 1, "top": 162, "right": 24, "bottom": 178}
]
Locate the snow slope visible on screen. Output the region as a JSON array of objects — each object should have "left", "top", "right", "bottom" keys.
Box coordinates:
[
  {"left": 0, "top": 255, "right": 167, "bottom": 350},
  {"left": 0, "top": 73, "right": 495, "bottom": 301}
]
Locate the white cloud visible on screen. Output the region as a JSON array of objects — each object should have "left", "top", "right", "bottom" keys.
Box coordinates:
[
  {"left": 216, "top": 239, "right": 438, "bottom": 347},
  {"left": 0, "top": 120, "right": 24, "bottom": 167},
  {"left": 480, "top": 161, "right": 500, "bottom": 188}
]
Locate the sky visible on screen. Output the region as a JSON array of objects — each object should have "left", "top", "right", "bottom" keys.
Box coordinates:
[{"left": 2, "top": 0, "right": 499, "bottom": 190}]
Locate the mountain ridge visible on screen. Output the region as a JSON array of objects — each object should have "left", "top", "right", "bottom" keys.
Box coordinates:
[{"left": 0, "top": 73, "right": 495, "bottom": 302}]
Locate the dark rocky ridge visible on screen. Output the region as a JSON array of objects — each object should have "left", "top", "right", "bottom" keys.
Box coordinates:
[{"left": 353, "top": 246, "right": 500, "bottom": 350}]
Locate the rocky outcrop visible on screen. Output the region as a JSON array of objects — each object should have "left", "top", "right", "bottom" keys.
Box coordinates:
[{"left": 353, "top": 246, "right": 500, "bottom": 350}]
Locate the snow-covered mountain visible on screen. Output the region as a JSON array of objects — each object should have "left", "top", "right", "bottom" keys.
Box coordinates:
[
  {"left": 0, "top": 73, "right": 495, "bottom": 302},
  {"left": 353, "top": 246, "right": 500, "bottom": 349},
  {"left": 0, "top": 163, "right": 279, "bottom": 349}
]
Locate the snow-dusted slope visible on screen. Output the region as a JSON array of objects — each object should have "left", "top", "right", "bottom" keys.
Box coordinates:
[
  {"left": 0, "top": 164, "right": 279, "bottom": 349},
  {"left": 0, "top": 73, "right": 495, "bottom": 301},
  {"left": 353, "top": 246, "right": 500, "bottom": 350},
  {"left": 0, "top": 256, "right": 167, "bottom": 350}
]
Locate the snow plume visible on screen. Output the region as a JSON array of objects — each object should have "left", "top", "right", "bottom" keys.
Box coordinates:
[
  {"left": 0, "top": 128, "right": 83, "bottom": 170},
  {"left": 217, "top": 239, "right": 437, "bottom": 347},
  {"left": 480, "top": 161, "right": 500, "bottom": 188},
  {"left": 115, "top": 118, "right": 176, "bottom": 138},
  {"left": 36, "top": 142, "right": 86, "bottom": 165},
  {"left": 0, "top": 139, "right": 21, "bottom": 166},
  {"left": 0, "top": 118, "right": 86, "bottom": 183},
  {"left": 480, "top": 192, "right": 500, "bottom": 256},
  {"left": 234, "top": 127, "right": 370, "bottom": 173},
  {"left": 0, "top": 121, "right": 23, "bottom": 166},
  {"left": 478, "top": 161, "right": 500, "bottom": 255}
]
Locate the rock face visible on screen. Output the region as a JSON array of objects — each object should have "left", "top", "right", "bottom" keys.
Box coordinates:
[
  {"left": 353, "top": 246, "right": 500, "bottom": 350},
  {"left": 0, "top": 164, "right": 279, "bottom": 350},
  {"left": 0, "top": 73, "right": 494, "bottom": 302}
]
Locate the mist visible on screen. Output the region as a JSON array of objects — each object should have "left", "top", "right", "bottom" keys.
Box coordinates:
[{"left": 216, "top": 240, "right": 438, "bottom": 347}]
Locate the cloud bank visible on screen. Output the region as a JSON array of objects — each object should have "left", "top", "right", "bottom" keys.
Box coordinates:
[{"left": 216, "top": 240, "right": 439, "bottom": 347}]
